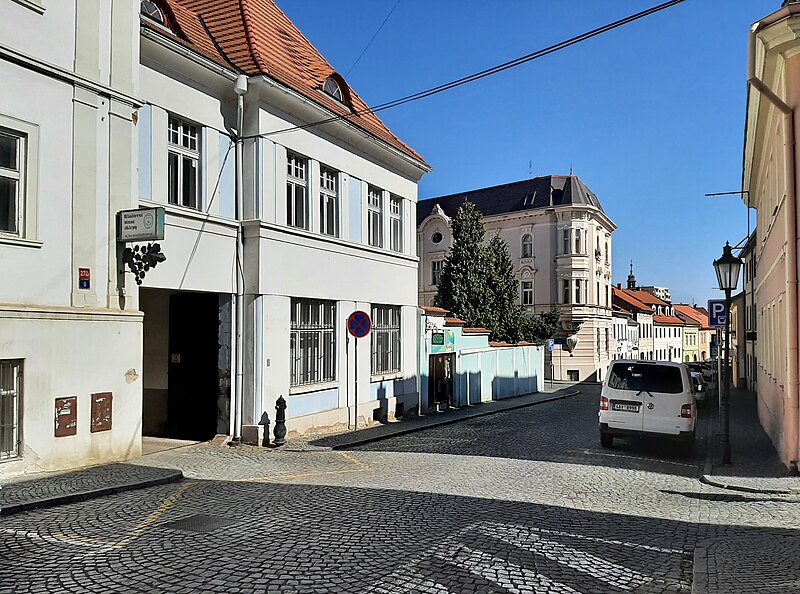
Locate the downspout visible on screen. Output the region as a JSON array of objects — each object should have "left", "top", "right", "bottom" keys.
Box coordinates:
[
  {"left": 233, "top": 74, "right": 249, "bottom": 440},
  {"left": 748, "top": 22, "right": 800, "bottom": 473}
]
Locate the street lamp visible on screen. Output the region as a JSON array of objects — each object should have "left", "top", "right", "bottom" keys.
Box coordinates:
[{"left": 712, "top": 241, "right": 743, "bottom": 465}]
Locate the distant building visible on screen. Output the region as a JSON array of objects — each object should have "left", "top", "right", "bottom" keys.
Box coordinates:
[
  {"left": 418, "top": 175, "right": 617, "bottom": 382},
  {"left": 626, "top": 290, "right": 683, "bottom": 362},
  {"left": 638, "top": 286, "right": 672, "bottom": 303},
  {"left": 674, "top": 304, "right": 714, "bottom": 362},
  {"left": 611, "top": 308, "right": 638, "bottom": 361},
  {"left": 612, "top": 286, "right": 654, "bottom": 361}
]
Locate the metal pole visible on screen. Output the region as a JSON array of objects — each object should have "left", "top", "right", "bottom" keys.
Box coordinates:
[
  {"left": 721, "top": 289, "right": 732, "bottom": 464},
  {"left": 354, "top": 336, "right": 358, "bottom": 431},
  {"left": 346, "top": 333, "right": 350, "bottom": 429}
]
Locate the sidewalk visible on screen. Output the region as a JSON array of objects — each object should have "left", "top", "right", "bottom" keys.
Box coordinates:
[
  {"left": 0, "top": 384, "right": 581, "bottom": 516},
  {"left": 701, "top": 387, "right": 800, "bottom": 494}
]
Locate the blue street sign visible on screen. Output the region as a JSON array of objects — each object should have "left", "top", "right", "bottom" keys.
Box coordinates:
[
  {"left": 547, "top": 339, "right": 555, "bottom": 352},
  {"left": 347, "top": 310, "right": 372, "bottom": 338},
  {"left": 708, "top": 299, "right": 728, "bottom": 328}
]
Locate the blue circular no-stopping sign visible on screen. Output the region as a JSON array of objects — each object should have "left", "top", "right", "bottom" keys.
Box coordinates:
[{"left": 347, "top": 311, "right": 371, "bottom": 338}]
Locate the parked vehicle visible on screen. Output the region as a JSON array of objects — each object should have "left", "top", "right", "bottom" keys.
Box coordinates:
[
  {"left": 599, "top": 360, "right": 696, "bottom": 455},
  {"left": 690, "top": 371, "right": 707, "bottom": 407}
]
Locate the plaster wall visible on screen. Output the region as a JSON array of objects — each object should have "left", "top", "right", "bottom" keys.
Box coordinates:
[{"left": 0, "top": 310, "right": 142, "bottom": 474}]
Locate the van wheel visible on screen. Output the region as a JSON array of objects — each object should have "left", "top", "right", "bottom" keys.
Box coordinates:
[{"left": 600, "top": 433, "right": 613, "bottom": 448}]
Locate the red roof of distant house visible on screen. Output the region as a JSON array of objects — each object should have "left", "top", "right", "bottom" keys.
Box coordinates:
[
  {"left": 627, "top": 290, "right": 669, "bottom": 307},
  {"left": 653, "top": 314, "right": 684, "bottom": 325},
  {"left": 674, "top": 304, "right": 714, "bottom": 331},
  {"left": 613, "top": 287, "right": 652, "bottom": 314},
  {"left": 146, "top": 0, "right": 425, "bottom": 163}
]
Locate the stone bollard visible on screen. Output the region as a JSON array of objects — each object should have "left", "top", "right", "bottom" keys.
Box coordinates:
[
  {"left": 273, "top": 395, "right": 287, "bottom": 447},
  {"left": 259, "top": 411, "right": 271, "bottom": 447}
]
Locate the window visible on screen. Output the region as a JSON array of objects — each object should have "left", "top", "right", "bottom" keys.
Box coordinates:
[
  {"left": 290, "top": 299, "right": 336, "bottom": 386},
  {"left": 367, "top": 185, "right": 383, "bottom": 247},
  {"left": 323, "top": 77, "right": 344, "bottom": 102},
  {"left": 521, "top": 234, "right": 533, "bottom": 258},
  {"left": 562, "top": 229, "right": 570, "bottom": 255},
  {"left": 168, "top": 116, "right": 200, "bottom": 209},
  {"left": 140, "top": 0, "right": 164, "bottom": 23},
  {"left": 431, "top": 231, "right": 443, "bottom": 244},
  {"left": 562, "top": 279, "right": 570, "bottom": 304},
  {"left": 0, "top": 360, "right": 21, "bottom": 461},
  {"left": 0, "top": 131, "right": 22, "bottom": 234},
  {"left": 574, "top": 279, "right": 582, "bottom": 304},
  {"left": 389, "top": 195, "right": 403, "bottom": 252},
  {"left": 522, "top": 281, "right": 534, "bottom": 306},
  {"left": 287, "top": 153, "right": 308, "bottom": 229},
  {"left": 372, "top": 305, "right": 401, "bottom": 375},
  {"left": 431, "top": 260, "right": 443, "bottom": 286},
  {"left": 319, "top": 165, "right": 338, "bottom": 237},
  {"left": 575, "top": 229, "right": 582, "bottom": 254}
]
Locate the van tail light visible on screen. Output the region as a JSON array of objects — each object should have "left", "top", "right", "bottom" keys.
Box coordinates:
[
  {"left": 681, "top": 404, "right": 693, "bottom": 418},
  {"left": 600, "top": 396, "right": 609, "bottom": 411}
]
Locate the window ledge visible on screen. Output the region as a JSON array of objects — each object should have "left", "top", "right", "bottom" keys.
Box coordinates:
[
  {"left": 9, "top": 0, "right": 45, "bottom": 14},
  {"left": 0, "top": 235, "right": 43, "bottom": 249},
  {"left": 371, "top": 372, "right": 403, "bottom": 382},
  {"left": 289, "top": 381, "right": 339, "bottom": 396}
]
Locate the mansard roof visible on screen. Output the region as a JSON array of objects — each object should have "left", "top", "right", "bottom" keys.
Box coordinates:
[
  {"left": 143, "top": 0, "right": 425, "bottom": 163},
  {"left": 417, "top": 175, "right": 606, "bottom": 225}
]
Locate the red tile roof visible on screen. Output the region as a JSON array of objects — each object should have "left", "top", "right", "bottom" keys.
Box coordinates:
[
  {"left": 653, "top": 314, "right": 684, "bottom": 326},
  {"left": 627, "top": 290, "right": 668, "bottom": 307},
  {"left": 612, "top": 287, "right": 652, "bottom": 314},
  {"left": 420, "top": 306, "right": 449, "bottom": 316},
  {"left": 462, "top": 327, "right": 491, "bottom": 335},
  {"left": 148, "top": 0, "right": 425, "bottom": 163},
  {"left": 444, "top": 317, "right": 466, "bottom": 326},
  {"left": 674, "top": 304, "right": 714, "bottom": 331}
]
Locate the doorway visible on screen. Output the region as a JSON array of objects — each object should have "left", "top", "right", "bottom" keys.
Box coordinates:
[{"left": 428, "top": 353, "right": 455, "bottom": 409}]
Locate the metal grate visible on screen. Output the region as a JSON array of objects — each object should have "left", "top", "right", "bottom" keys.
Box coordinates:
[
  {"left": 159, "top": 514, "right": 238, "bottom": 533},
  {"left": 0, "top": 360, "right": 21, "bottom": 461}
]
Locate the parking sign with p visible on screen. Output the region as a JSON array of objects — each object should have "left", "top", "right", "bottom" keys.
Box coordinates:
[{"left": 708, "top": 299, "right": 727, "bottom": 327}]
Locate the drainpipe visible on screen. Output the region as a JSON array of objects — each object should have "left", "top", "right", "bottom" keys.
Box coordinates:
[
  {"left": 748, "top": 22, "right": 800, "bottom": 472},
  {"left": 233, "top": 74, "right": 248, "bottom": 440}
]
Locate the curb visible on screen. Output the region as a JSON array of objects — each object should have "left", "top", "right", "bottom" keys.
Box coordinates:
[
  {"left": 0, "top": 469, "right": 184, "bottom": 517},
  {"left": 691, "top": 545, "right": 708, "bottom": 594},
  {"left": 698, "top": 474, "right": 799, "bottom": 495},
  {"left": 325, "top": 389, "right": 582, "bottom": 451}
]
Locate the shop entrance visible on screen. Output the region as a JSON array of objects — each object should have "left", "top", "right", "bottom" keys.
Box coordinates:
[{"left": 428, "top": 353, "right": 455, "bottom": 409}]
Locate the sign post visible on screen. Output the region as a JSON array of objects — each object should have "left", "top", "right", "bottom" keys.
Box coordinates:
[{"left": 347, "top": 310, "right": 371, "bottom": 431}]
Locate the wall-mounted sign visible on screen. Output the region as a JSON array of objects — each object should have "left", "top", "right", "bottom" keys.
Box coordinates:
[
  {"left": 91, "top": 392, "right": 113, "bottom": 433},
  {"left": 431, "top": 330, "right": 455, "bottom": 354},
  {"left": 78, "top": 268, "right": 91, "bottom": 290},
  {"left": 117, "top": 207, "right": 165, "bottom": 242},
  {"left": 432, "top": 332, "right": 445, "bottom": 346}
]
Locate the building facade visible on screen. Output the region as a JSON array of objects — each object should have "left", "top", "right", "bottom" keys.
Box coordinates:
[
  {"left": 0, "top": 0, "right": 142, "bottom": 473},
  {"left": 418, "top": 175, "right": 617, "bottom": 382},
  {"left": 612, "top": 286, "right": 654, "bottom": 361},
  {"left": 137, "top": 0, "right": 430, "bottom": 440},
  {"left": 742, "top": 2, "right": 800, "bottom": 470}
]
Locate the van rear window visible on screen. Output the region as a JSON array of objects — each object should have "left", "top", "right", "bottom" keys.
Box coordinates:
[{"left": 608, "top": 363, "right": 683, "bottom": 394}]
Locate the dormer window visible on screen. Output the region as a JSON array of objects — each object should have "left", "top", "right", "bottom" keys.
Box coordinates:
[
  {"left": 141, "top": 1, "right": 165, "bottom": 23},
  {"left": 323, "top": 77, "right": 344, "bottom": 102}
]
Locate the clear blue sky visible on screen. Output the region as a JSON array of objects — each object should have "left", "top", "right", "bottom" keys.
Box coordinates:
[{"left": 280, "top": 0, "right": 778, "bottom": 305}]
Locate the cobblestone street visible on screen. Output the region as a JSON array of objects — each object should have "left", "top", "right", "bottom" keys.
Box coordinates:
[{"left": 2, "top": 386, "right": 799, "bottom": 593}]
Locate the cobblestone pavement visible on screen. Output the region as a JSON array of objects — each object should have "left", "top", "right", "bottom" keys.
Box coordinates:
[{"left": 2, "top": 385, "right": 799, "bottom": 593}]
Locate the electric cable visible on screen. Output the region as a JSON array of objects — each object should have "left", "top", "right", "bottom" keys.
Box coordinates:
[
  {"left": 344, "top": 0, "right": 402, "bottom": 78},
  {"left": 246, "top": 0, "right": 684, "bottom": 141}
]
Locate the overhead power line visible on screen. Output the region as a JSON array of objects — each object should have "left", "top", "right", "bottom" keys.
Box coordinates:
[
  {"left": 344, "top": 0, "right": 402, "bottom": 78},
  {"left": 251, "top": 0, "right": 685, "bottom": 140}
]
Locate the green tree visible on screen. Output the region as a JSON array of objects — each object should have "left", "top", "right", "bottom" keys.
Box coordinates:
[
  {"left": 520, "top": 308, "right": 561, "bottom": 345},
  {"left": 433, "top": 201, "right": 489, "bottom": 328},
  {"left": 484, "top": 232, "right": 521, "bottom": 342}
]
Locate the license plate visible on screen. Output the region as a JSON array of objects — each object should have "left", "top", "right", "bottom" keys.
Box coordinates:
[{"left": 612, "top": 403, "right": 640, "bottom": 412}]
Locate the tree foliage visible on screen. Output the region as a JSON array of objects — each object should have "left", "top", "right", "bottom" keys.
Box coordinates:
[{"left": 434, "top": 200, "right": 559, "bottom": 344}]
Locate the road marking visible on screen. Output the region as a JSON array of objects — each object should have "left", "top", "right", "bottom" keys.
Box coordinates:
[
  {"left": 583, "top": 449, "right": 696, "bottom": 468},
  {"left": 480, "top": 522, "right": 653, "bottom": 591},
  {"left": 0, "top": 528, "right": 109, "bottom": 549},
  {"left": 232, "top": 451, "right": 370, "bottom": 483},
  {"left": 115, "top": 481, "right": 194, "bottom": 546},
  {"left": 530, "top": 526, "right": 684, "bottom": 554}
]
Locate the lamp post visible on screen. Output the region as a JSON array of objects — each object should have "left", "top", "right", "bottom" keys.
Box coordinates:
[{"left": 712, "top": 241, "right": 743, "bottom": 465}]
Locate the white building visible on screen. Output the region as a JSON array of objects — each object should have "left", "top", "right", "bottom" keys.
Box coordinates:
[
  {"left": 418, "top": 175, "right": 616, "bottom": 382},
  {"left": 137, "top": 0, "right": 429, "bottom": 440},
  {"left": 611, "top": 309, "right": 639, "bottom": 361},
  {"left": 613, "top": 286, "right": 654, "bottom": 361},
  {"left": 0, "top": 0, "right": 142, "bottom": 473}
]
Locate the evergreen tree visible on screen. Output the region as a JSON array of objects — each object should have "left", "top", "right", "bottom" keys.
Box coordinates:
[
  {"left": 484, "top": 232, "right": 521, "bottom": 342},
  {"left": 433, "top": 201, "right": 489, "bottom": 329}
]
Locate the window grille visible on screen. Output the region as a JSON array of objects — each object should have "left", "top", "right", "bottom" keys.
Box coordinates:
[
  {"left": 290, "top": 299, "right": 336, "bottom": 386},
  {"left": 371, "top": 305, "right": 401, "bottom": 375},
  {"left": 0, "top": 360, "right": 22, "bottom": 461}
]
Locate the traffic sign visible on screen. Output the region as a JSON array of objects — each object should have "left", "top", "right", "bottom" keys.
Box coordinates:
[
  {"left": 547, "top": 339, "right": 555, "bottom": 352},
  {"left": 708, "top": 299, "right": 727, "bottom": 327},
  {"left": 347, "top": 310, "right": 371, "bottom": 338}
]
